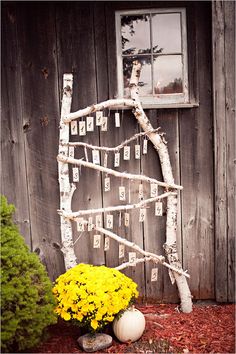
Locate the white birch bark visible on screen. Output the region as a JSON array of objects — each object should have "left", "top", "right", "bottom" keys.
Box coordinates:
[
  {"left": 129, "top": 61, "right": 193, "bottom": 313},
  {"left": 58, "top": 74, "right": 77, "bottom": 269}
]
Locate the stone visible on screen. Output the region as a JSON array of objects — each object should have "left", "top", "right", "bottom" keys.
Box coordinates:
[{"left": 77, "top": 333, "right": 113, "bottom": 353}]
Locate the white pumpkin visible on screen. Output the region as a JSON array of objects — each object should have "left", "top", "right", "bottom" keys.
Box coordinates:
[{"left": 113, "top": 307, "right": 145, "bottom": 343}]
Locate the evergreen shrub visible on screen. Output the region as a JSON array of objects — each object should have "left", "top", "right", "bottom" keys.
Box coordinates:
[{"left": 1, "top": 195, "right": 57, "bottom": 353}]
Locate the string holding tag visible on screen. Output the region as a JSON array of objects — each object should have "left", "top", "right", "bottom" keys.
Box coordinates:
[{"left": 70, "top": 121, "right": 78, "bottom": 135}]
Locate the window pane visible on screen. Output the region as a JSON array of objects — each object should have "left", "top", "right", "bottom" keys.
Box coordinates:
[
  {"left": 123, "top": 56, "right": 152, "bottom": 96},
  {"left": 152, "top": 13, "right": 182, "bottom": 54},
  {"left": 121, "top": 15, "right": 151, "bottom": 55},
  {"left": 153, "top": 55, "right": 183, "bottom": 94}
]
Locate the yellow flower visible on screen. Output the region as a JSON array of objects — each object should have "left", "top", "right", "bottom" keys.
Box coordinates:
[{"left": 91, "top": 319, "right": 98, "bottom": 330}]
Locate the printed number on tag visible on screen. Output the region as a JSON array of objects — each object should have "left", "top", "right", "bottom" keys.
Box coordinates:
[
  {"left": 79, "top": 121, "right": 86, "bottom": 136},
  {"left": 135, "top": 145, "right": 141, "bottom": 159},
  {"left": 139, "top": 184, "right": 144, "bottom": 200},
  {"left": 115, "top": 112, "right": 120, "bottom": 127},
  {"left": 70, "top": 121, "right": 78, "bottom": 135},
  {"left": 93, "top": 234, "right": 101, "bottom": 248},
  {"left": 88, "top": 216, "right": 93, "bottom": 231},
  {"left": 86, "top": 116, "right": 94, "bottom": 132},
  {"left": 114, "top": 152, "right": 120, "bottom": 167},
  {"left": 92, "top": 150, "right": 100, "bottom": 165},
  {"left": 104, "top": 237, "right": 110, "bottom": 251},
  {"left": 77, "top": 218, "right": 84, "bottom": 232},
  {"left": 73, "top": 167, "right": 79, "bottom": 182},
  {"left": 155, "top": 201, "right": 163, "bottom": 216},
  {"left": 96, "top": 214, "right": 102, "bottom": 228},
  {"left": 139, "top": 208, "right": 146, "bottom": 222},
  {"left": 101, "top": 116, "right": 108, "bottom": 131},
  {"left": 104, "top": 177, "right": 110, "bottom": 192},
  {"left": 123, "top": 146, "right": 130, "bottom": 160},
  {"left": 150, "top": 183, "right": 158, "bottom": 198},
  {"left": 129, "top": 252, "right": 136, "bottom": 266},
  {"left": 124, "top": 212, "right": 130, "bottom": 227},
  {"left": 119, "top": 244, "right": 125, "bottom": 259},
  {"left": 106, "top": 214, "right": 113, "bottom": 229},
  {"left": 119, "top": 186, "right": 126, "bottom": 201},
  {"left": 143, "top": 139, "right": 148, "bottom": 154},
  {"left": 96, "top": 111, "right": 103, "bottom": 126},
  {"left": 69, "top": 146, "right": 74, "bottom": 158},
  {"left": 151, "top": 268, "right": 158, "bottom": 282}
]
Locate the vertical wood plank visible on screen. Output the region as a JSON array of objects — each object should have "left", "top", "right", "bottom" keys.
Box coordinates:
[
  {"left": 17, "top": 3, "right": 64, "bottom": 280},
  {"left": 1, "top": 4, "right": 31, "bottom": 246},
  {"left": 180, "top": 2, "right": 214, "bottom": 300},
  {"left": 212, "top": 1, "right": 228, "bottom": 302},
  {"left": 56, "top": 2, "right": 105, "bottom": 266},
  {"left": 224, "top": 0, "right": 235, "bottom": 303}
]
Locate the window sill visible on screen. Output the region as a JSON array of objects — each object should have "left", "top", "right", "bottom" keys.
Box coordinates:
[{"left": 109, "top": 101, "right": 199, "bottom": 110}]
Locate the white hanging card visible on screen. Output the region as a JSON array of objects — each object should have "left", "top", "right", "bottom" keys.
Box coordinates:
[
  {"left": 151, "top": 268, "right": 158, "bottom": 282},
  {"left": 101, "top": 116, "right": 108, "bottom": 131},
  {"left": 72, "top": 167, "right": 79, "bottom": 182},
  {"left": 155, "top": 201, "right": 163, "bottom": 216},
  {"left": 106, "top": 214, "right": 113, "bottom": 229},
  {"left": 115, "top": 112, "right": 120, "bottom": 127},
  {"left": 92, "top": 150, "right": 100, "bottom": 165},
  {"left": 96, "top": 214, "right": 102, "bottom": 228},
  {"left": 93, "top": 234, "right": 101, "bottom": 248},
  {"left": 114, "top": 152, "right": 120, "bottom": 167},
  {"left": 123, "top": 146, "right": 130, "bottom": 160},
  {"left": 104, "top": 177, "right": 110, "bottom": 192},
  {"left": 143, "top": 139, "right": 148, "bottom": 154},
  {"left": 96, "top": 111, "right": 103, "bottom": 126},
  {"left": 119, "top": 244, "right": 125, "bottom": 259},
  {"left": 129, "top": 252, "right": 136, "bottom": 266},
  {"left": 118, "top": 212, "right": 122, "bottom": 227},
  {"left": 77, "top": 218, "right": 84, "bottom": 232},
  {"left": 119, "top": 186, "right": 126, "bottom": 201},
  {"left": 69, "top": 146, "right": 74, "bottom": 158},
  {"left": 168, "top": 269, "right": 176, "bottom": 285},
  {"left": 103, "top": 152, "right": 108, "bottom": 168},
  {"left": 104, "top": 237, "right": 110, "bottom": 251},
  {"left": 135, "top": 145, "right": 141, "bottom": 159},
  {"left": 70, "top": 121, "right": 78, "bottom": 135},
  {"left": 150, "top": 183, "right": 158, "bottom": 198},
  {"left": 124, "top": 212, "right": 130, "bottom": 227},
  {"left": 86, "top": 116, "right": 94, "bottom": 132},
  {"left": 79, "top": 121, "right": 86, "bottom": 136},
  {"left": 88, "top": 216, "right": 93, "bottom": 231},
  {"left": 139, "top": 208, "right": 146, "bottom": 222},
  {"left": 139, "top": 184, "right": 144, "bottom": 200}
]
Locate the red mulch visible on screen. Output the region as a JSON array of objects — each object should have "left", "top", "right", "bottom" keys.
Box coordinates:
[{"left": 30, "top": 303, "right": 235, "bottom": 353}]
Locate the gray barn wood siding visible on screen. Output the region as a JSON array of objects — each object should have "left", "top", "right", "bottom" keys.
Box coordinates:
[{"left": 1, "top": 1, "right": 235, "bottom": 303}]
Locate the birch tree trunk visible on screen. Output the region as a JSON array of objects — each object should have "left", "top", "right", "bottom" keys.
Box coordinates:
[
  {"left": 58, "top": 74, "right": 77, "bottom": 270},
  {"left": 130, "top": 61, "right": 192, "bottom": 313}
]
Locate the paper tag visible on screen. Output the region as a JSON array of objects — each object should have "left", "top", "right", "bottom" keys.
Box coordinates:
[
  {"left": 104, "top": 177, "right": 110, "bottom": 192},
  {"left": 93, "top": 234, "right": 101, "bottom": 248},
  {"left": 139, "top": 184, "right": 144, "bottom": 200},
  {"left": 101, "top": 116, "right": 108, "bottom": 131},
  {"left": 139, "top": 208, "right": 146, "bottom": 222},
  {"left": 106, "top": 214, "right": 113, "bottom": 229},
  {"left": 104, "top": 237, "right": 110, "bottom": 251},
  {"left": 96, "top": 214, "right": 102, "bottom": 228},
  {"left": 92, "top": 150, "right": 100, "bottom": 165},
  {"left": 77, "top": 218, "right": 84, "bottom": 232},
  {"left": 103, "top": 152, "right": 108, "bottom": 168},
  {"left": 79, "top": 121, "right": 86, "bottom": 136},
  {"left": 150, "top": 183, "right": 158, "bottom": 198},
  {"left": 123, "top": 146, "right": 130, "bottom": 160},
  {"left": 119, "top": 186, "right": 126, "bottom": 201},
  {"left": 88, "top": 216, "right": 93, "bottom": 231},
  {"left": 87, "top": 116, "right": 94, "bottom": 132},
  {"left": 69, "top": 146, "right": 74, "bottom": 158},
  {"left": 129, "top": 252, "right": 136, "bottom": 266},
  {"left": 151, "top": 268, "right": 158, "bottom": 282},
  {"left": 124, "top": 212, "right": 130, "bottom": 227},
  {"left": 119, "top": 244, "right": 125, "bottom": 258},
  {"left": 155, "top": 201, "right": 163, "bottom": 216},
  {"left": 114, "top": 152, "right": 120, "bottom": 167},
  {"left": 72, "top": 167, "right": 79, "bottom": 182},
  {"left": 135, "top": 145, "right": 141, "bottom": 159},
  {"left": 143, "top": 139, "right": 148, "bottom": 154},
  {"left": 70, "top": 121, "right": 78, "bottom": 135},
  {"left": 96, "top": 111, "right": 103, "bottom": 126},
  {"left": 115, "top": 112, "right": 120, "bottom": 127},
  {"left": 168, "top": 269, "right": 176, "bottom": 285}
]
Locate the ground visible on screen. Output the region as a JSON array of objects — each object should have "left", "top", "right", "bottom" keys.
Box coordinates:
[{"left": 30, "top": 303, "right": 235, "bottom": 353}]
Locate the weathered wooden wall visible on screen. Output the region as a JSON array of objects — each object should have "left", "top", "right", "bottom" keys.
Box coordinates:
[{"left": 1, "top": 1, "right": 235, "bottom": 303}]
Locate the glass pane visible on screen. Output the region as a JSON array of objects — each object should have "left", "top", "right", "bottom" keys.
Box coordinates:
[
  {"left": 153, "top": 55, "right": 183, "bottom": 94},
  {"left": 152, "top": 13, "right": 182, "bottom": 54},
  {"left": 121, "top": 15, "right": 151, "bottom": 55},
  {"left": 123, "top": 56, "right": 152, "bottom": 97}
]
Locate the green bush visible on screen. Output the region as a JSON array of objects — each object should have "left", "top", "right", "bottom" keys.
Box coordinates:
[{"left": 0, "top": 196, "right": 57, "bottom": 353}]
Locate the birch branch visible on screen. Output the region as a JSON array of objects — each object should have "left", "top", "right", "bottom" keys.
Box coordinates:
[
  {"left": 57, "top": 154, "right": 183, "bottom": 190},
  {"left": 61, "top": 128, "right": 160, "bottom": 152},
  {"left": 63, "top": 98, "right": 135, "bottom": 123},
  {"left": 94, "top": 226, "right": 189, "bottom": 278},
  {"left": 115, "top": 256, "right": 153, "bottom": 270},
  {"left": 58, "top": 191, "right": 177, "bottom": 219}
]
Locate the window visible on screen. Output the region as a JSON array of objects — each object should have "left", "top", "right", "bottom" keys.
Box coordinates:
[{"left": 115, "top": 8, "right": 189, "bottom": 106}]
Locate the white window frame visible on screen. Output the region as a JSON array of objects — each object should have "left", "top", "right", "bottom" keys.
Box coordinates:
[{"left": 115, "top": 8, "right": 189, "bottom": 107}]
